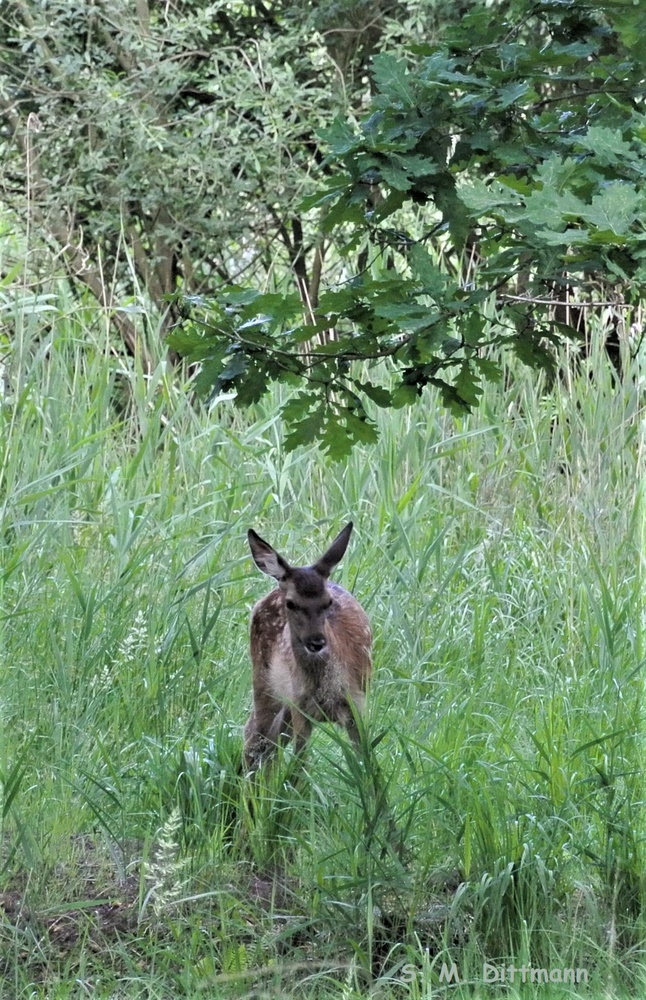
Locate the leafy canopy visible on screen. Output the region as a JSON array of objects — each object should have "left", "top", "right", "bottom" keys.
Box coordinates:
[
  {"left": 2, "top": 0, "right": 453, "bottom": 361},
  {"left": 172, "top": 0, "right": 646, "bottom": 457}
]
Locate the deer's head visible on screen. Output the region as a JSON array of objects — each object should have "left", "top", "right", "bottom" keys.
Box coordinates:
[{"left": 248, "top": 523, "right": 353, "bottom": 661}]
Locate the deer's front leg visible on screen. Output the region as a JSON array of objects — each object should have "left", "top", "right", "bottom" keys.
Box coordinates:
[
  {"left": 267, "top": 704, "right": 293, "bottom": 746},
  {"left": 340, "top": 693, "right": 365, "bottom": 750},
  {"left": 291, "top": 709, "right": 313, "bottom": 755},
  {"left": 244, "top": 696, "right": 288, "bottom": 769}
]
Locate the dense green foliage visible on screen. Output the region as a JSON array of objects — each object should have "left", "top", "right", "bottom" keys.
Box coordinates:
[
  {"left": 0, "top": 278, "right": 643, "bottom": 994},
  {"left": 173, "top": 0, "right": 646, "bottom": 454},
  {"left": 0, "top": 0, "right": 446, "bottom": 364},
  {"left": 4, "top": 0, "right": 645, "bottom": 455}
]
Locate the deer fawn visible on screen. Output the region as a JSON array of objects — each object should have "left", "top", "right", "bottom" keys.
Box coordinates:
[{"left": 244, "top": 522, "right": 372, "bottom": 769}]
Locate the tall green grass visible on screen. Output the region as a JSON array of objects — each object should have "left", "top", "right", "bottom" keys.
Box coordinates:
[{"left": 0, "top": 284, "right": 643, "bottom": 998}]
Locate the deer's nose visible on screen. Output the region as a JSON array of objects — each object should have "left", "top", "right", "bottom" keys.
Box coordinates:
[{"left": 305, "top": 635, "right": 326, "bottom": 653}]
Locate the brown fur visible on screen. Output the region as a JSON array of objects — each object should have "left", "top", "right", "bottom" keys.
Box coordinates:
[{"left": 244, "top": 524, "right": 372, "bottom": 769}]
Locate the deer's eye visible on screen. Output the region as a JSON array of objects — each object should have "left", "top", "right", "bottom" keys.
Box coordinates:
[{"left": 285, "top": 599, "right": 297, "bottom": 612}]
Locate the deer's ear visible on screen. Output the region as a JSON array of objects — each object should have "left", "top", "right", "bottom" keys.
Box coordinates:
[
  {"left": 314, "top": 522, "right": 353, "bottom": 579},
  {"left": 248, "top": 529, "right": 291, "bottom": 582}
]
